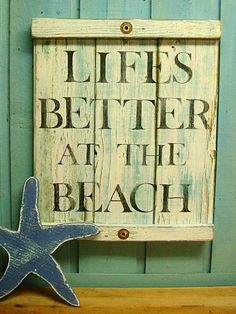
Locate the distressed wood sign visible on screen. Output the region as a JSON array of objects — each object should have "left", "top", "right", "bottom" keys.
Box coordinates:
[{"left": 32, "top": 19, "right": 221, "bottom": 241}]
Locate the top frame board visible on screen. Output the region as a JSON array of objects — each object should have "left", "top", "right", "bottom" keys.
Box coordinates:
[{"left": 32, "top": 19, "right": 221, "bottom": 38}]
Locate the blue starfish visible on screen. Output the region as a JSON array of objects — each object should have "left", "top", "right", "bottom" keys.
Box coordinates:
[{"left": 0, "top": 177, "right": 100, "bottom": 306}]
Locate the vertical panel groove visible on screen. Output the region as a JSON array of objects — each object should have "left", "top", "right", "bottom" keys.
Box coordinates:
[
  {"left": 0, "top": 0, "right": 11, "bottom": 271},
  {"left": 0, "top": 0, "right": 11, "bottom": 228},
  {"left": 149, "top": 0, "right": 153, "bottom": 19},
  {"left": 219, "top": 0, "right": 221, "bottom": 19}
]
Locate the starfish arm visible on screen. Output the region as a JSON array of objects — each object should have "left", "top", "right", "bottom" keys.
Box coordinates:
[
  {"left": 0, "top": 259, "right": 29, "bottom": 299},
  {"left": 19, "top": 177, "right": 41, "bottom": 234},
  {"left": 44, "top": 224, "right": 100, "bottom": 246},
  {"left": 0, "top": 228, "right": 17, "bottom": 246},
  {"left": 35, "top": 255, "right": 79, "bottom": 307}
]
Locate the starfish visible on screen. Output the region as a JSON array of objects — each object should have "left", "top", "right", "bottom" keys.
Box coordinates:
[{"left": 0, "top": 177, "right": 100, "bottom": 306}]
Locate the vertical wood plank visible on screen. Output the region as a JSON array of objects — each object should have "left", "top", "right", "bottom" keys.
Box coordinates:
[
  {"left": 79, "top": 0, "right": 151, "bottom": 275},
  {"left": 151, "top": 0, "right": 219, "bottom": 19},
  {"left": 0, "top": 0, "right": 11, "bottom": 228},
  {"left": 34, "top": 38, "right": 95, "bottom": 224},
  {"left": 146, "top": 242, "right": 212, "bottom": 274},
  {"left": 145, "top": 0, "right": 220, "bottom": 274},
  {"left": 78, "top": 0, "right": 110, "bottom": 275},
  {"left": 80, "top": 0, "right": 107, "bottom": 19},
  {"left": 0, "top": 0, "right": 11, "bottom": 272},
  {"left": 154, "top": 39, "right": 218, "bottom": 226},
  {"left": 211, "top": 0, "right": 236, "bottom": 272},
  {"left": 10, "top": 0, "right": 80, "bottom": 273},
  {"left": 79, "top": 242, "right": 145, "bottom": 274},
  {"left": 94, "top": 38, "right": 156, "bottom": 225},
  {"left": 10, "top": 0, "right": 79, "bottom": 226},
  {"left": 107, "top": 0, "right": 151, "bottom": 19}
]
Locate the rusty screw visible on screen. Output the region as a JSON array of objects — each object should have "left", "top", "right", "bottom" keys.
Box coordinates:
[
  {"left": 118, "top": 228, "right": 129, "bottom": 240},
  {"left": 120, "top": 21, "right": 133, "bottom": 34}
]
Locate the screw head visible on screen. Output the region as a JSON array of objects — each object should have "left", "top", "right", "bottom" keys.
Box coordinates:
[
  {"left": 120, "top": 22, "right": 133, "bottom": 34},
  {"left": 118, "top": 228, "right": 130, "bottom": 240}
]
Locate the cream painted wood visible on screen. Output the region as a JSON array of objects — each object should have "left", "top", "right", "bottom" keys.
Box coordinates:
[
  {"left": 154, "top": 39, "right": 219, "bottom": 225},
  {"left": 33, "top": 20, "right": 220, "bottom": 241},
  {"left": 32, "top": 19, "right": 221, "bottom": 39},
  {"left": 34, "top": 39, "right": 95, "bottom": 223},
  {"left": 91, "top": 225, "right": 214, "bottom": 241},
  {"left": 42, "top": 223, "right": 214, "bottom": 241},
  {"left": 94, "top": 39, "right": 156, "bottom": 225},
  {"left": 41, "top": 224, "right": 213, "bottom": 241}
]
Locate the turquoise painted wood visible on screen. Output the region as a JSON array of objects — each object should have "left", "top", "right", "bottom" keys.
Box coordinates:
[
  {"left": 23, "top": 271, "right": 236, "bottom": 288},
  {"left": 211, "top": 0, "right": 236, "bottom": 272},
  {"left": 1, "top": 0, "right": 236, "bottom": 288},
  {"left": 9, "top": 0, "right": 80, "bottom": 274},
  {"left": 107, "top": 0, "right": 151, "bottom": 18},
  {"left": 80, "top": 0, "right": 107, "bottom": 19},
  {"left": 151, "top": 0, "right": 219, "bottom": 19},
  {"left": 0, "top": 0, "right": 11, "bottom": 273}
]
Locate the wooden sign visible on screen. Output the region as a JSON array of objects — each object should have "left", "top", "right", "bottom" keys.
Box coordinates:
[{"left": 32, "top": 19, "right": 221, "bottom": 241}]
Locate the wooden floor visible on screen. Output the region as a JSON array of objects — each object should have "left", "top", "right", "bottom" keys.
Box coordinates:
[{"left": 1, "top": 286, "right": 236, "bottom": 313}]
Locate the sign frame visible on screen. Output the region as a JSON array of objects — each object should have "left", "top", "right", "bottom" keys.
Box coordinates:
[{"left": 32, "top": 19, "right": 221, "bottom": 241}]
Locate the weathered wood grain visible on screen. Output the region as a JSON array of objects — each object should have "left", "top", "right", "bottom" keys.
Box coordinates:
[
  {"left": 43, "top": 223, "right": 213, "bottom": 241},
  {"left": 34, "top": 39, "right": 95, "bottom": 223},
  {"left": 83, "top": 225, "right": 214, "bottom": 241},
  {"left": 154, "top": 39, "right": 218, "bottom": 226},
  {"left": 2, "top": 286, "right": 236, "bottom": 314},
  {"left": 34, "top": 18, "right": 220, "bottom": 240},
  {"left": 32, "top": 19, "right": 221, "bottom": 39},
  {"left": 94, "top": 39, "right": 156, "bottom": 225}
]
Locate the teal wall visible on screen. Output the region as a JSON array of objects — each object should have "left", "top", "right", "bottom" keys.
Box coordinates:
[{"left": 1, "top": 0, "right": 236, "bottom": 287}]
